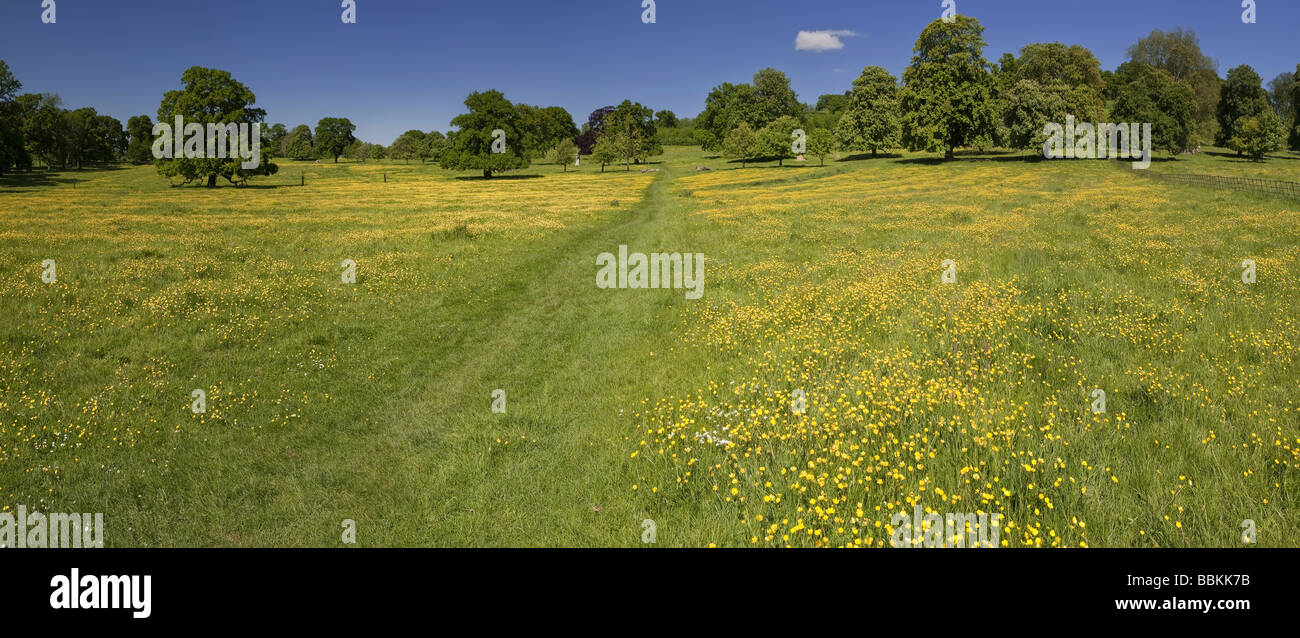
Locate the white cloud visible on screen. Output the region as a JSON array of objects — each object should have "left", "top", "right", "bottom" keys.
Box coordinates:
[{"left": 795, "top": 30, "right": 858, "bottom": 52}]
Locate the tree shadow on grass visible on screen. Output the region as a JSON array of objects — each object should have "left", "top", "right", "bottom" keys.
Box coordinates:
[
  {"left": 0, "top": 172, "right": 88, "bottom": 190},
  {"left": 0, "top": 164, "right": 132, "bottom": 190},
  {"left": 452, "top": 174, "right": 546, "bottom": 181},
  {"left": 837, "top": 152, "right": 904, "bottom": 162}
]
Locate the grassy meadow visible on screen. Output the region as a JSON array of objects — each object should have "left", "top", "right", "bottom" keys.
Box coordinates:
[{"left": 1, "top": 146, "right": 1298, "bottom": 547}]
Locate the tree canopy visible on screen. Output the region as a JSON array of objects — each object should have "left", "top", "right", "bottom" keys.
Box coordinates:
[
  {"left": 1216, "top": 65, "right": 1270, "bottom": 150},
  {"left": 439, "top": 90, "right": 530, "bottom": 178},
  {"left": 155, "top": 66, "right": 276, "bottom": 187},
  {"left": 899, "top": 16, "right": 997, "bottom": 159},
  {"left": 835, "top": 66, "right": 901, "bottom": 156},
  {"left": 314, "top": 117, "right": 356, "bottom": 163}
]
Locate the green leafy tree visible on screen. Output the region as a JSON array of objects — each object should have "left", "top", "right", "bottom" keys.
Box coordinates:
[
  {"left": 1013, "top": 43, "right": 1104, "bottom": 93},
  {"left": 805, "top": 128, "right": 834, "bottom": 166},
  {"left": 1228, "top": 111, "right": 1286, "bottom": 160},
  {"left": 16, "top": 93, "right": 65, "bottom": 169},
  {"left": 899, "top": 17, "right": 997, "bottom": 160},
  {"left": 697, "top": 69, "right": 800, "bottom": 152},
  {"left": 519, "top": 105, "right": 578, "bottom": 158},
  {"left": 264, "top": 123, "right": 287, "bottom": 157},
  {"left": 654, "top": 110, "right": 678, "bottom": 128},
  {"left": 544, "top": 138, "right": 577, "bottom": 172},
  {"left": 752, "top": 68, "right": 802, "bottom": 126},
  {"left": 835, "top": 66, "right": 901, "bottom": 157},
  {"left": 590, "top": 133, "right": 621, "bottom": 173},
  {"left": 1266, "top": 72, "right": 1294, "bottom": 124},
  {"left": 1111, "top": 66, "right": 1197, "bottom": 155},
  {"left": 814, "top": 92, "right": 851, "bottom": 114},
  {"left": 757, "top": 115, "right": 801, "bottom": 166},
  {"left": 155, "top": 66, "right": 277, "bottom": 187},
  {"left": 1216, "top": 65, "right": 1270, "bottom": 152},
  {"left": 722, "top": 122, "right": 758, "bottom": 168},
  {"left": 343, "top": 139, "right": 369, "bottom": 162},
  {"left": 601, "top": 109, "right": 649, "bottom": 171},
  {"left": 998, "top": 79, "right": 1067, "bottom": 150},
  {"left": 420, "top": 131, "right": 447, "bottom": 163},
  {"left": 0, "top": 60, "right": 29, "bottom": 174},
  {"left": 388, "top": 130, "right": 423, "bottom": 163},
  {"left": 284, "top": 124, "right": 313, "bottom": 159},
  {"left": 1291, "top": 63, "right": 1300, "bottom": 150},
  {"left": 1126, "top": 29, "right": 1221, "bottom": 144},
  {"left": 606, "top": 100, "right": 660, "bottom": 162},
  {"left": 314, "top": 117, "right": 356, "bottom": 163},
  {"left": 439, "top": 90, "right": 529, "bottom": 178},
  {"left": 696, "top": 82, "right": 758, "bottom": 152}
]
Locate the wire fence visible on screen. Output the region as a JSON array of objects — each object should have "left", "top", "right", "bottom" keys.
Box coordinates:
[{"left": 1137, "top": 170, "right": 1300, "bottom": 200}]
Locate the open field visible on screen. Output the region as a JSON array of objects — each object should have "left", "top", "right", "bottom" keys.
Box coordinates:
[{"left": 1, "top": 147, "right": 1298, "bottom": 547}]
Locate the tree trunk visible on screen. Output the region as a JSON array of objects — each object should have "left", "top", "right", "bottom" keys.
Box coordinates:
[
  {"left": 482, "top": 169, "right": 492, "bottom": 178},
  {"left": 944, "top": 147, "right": 955, "bottom": 160},
  {"left": 779, "top": 158, "right": 783, "bottom": 167},
  {"left": 206, "top": 174, "right": 217, "bottom": 188},
  {"left": 872, "top": 148, "right": 877, "bottom": 157},
  {"left": 334, "top": 156, "right": 339, "bottom": 163}
]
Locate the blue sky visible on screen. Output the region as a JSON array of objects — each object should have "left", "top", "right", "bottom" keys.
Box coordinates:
[{"left": 1, "top": 0, "right": 1295, "bottom": 144}]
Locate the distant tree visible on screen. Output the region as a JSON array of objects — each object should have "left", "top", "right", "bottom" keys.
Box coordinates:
[
  {"left": 1291, "top": 63, "right": 1300, "bottom": 150},
  {"left": 1111, "top": 66, "right": 1197, "bottom": 155},
  {"left": 0, "top": 60, "right": 28, "bottom": 174},
  {"left": 696, "top": 82, "right": 757, "bottom": 151},
  {"left": 998, "top": 42, "right": 1105, "bottom": 126},
  {"left": 439, "top": 90, "right": 529, "bottom": 178},
  {"left": 1266, "top": 72, "right": 1294, "bottom": 124},
  {"left": 752, "top": 68, "right": 802, "bottom": 125},
  {"left": 264, "top": 123, "right": 287, "bottom": 157},
  {"left": 1126, "top": 28, "right": 1220, "bottom": 144},
  {"left": 802, "top": 107, "right": 838, "bottom": 134},
  {"left": 998, "top": 79, "right": 1067, "bottom": 150},
  {"left": 1107, "top": 61, "right": 1146, "bottom": 100},
  {"left": 697, "top": 69, "right": 800, "bottom": 152},
  {"left": 0, "top": 60, "right": 18, "bottom": 104},
  {"left": 420, "top": 130, "right": 447, "bottom": 163},
  {"left": 722, "top": 122, "right": 758, "bottom": 168},
  {"left": 835, "top": 66, "right": 901, "bottom": 157},
  {"left": 814, "top": 92, "right": 851, "bottom": 114},
  {"left": 756, "top": 115, "right": 801, "bottom": 166},
  {"left": 388, "top": 130, "right": 424, "bottom": 163},
  {"left": 1216, "top": 65, "right": 1271, "bottom": 153},
  {"left": 519, "top": 105, "right": 578, "bottom": 157},
  {"left": 1014, "top": 43, "right": 1104, "bottom": 93},
  {"left": 89, "top": 112, "right": 126, "bottom": 163},
  {"left": 899, "top": 17, "right": 997, "bottom": 159},
  {"left": 124, "top": 114, "right": 153, "bottom": 165},
  {"left": 284, "top": 124, "right": 313, "bottom": 159},
  {"left": 577, "top": 106, "right": 616, "bottom": 155},
  {"left": 16, "top": 93, "right": 65, "bottom": 169},
  {"left": 314, "top": 117, "right": 356, "bottom": 163},
  {"left": 155, "top": 67, "right": 277, "bottom": 187},
  {"left": 654, "top": 110, "right": 678, "bottom": 128},
  {"left": 590, "top": 133, "right": 621, "bottom": 173},
  {"left": 657, "top": 116, "right": 697, "bottom": 146},
  {"left": 544, "top": 138, "right": 577, "bottom": 171},
  {"left": 343, "top": 139, "right": 369, "bottom": 162},
  {"left": 805, "top": 128, "right": 834, "bottom": 166},
  {"left": 606, "top": 100, "right": 660, "bottom": 163},
  {"left": 1229, "top": 111, "right": 1286, "bottom": 160}
]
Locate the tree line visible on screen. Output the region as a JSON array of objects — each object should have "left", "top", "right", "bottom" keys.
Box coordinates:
[
  {"left": 696, "top": 19, "right": 1299, "bottom": 165},
  {"left": 2, "top": 16, "right": 1298, "bottom": 184}
]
